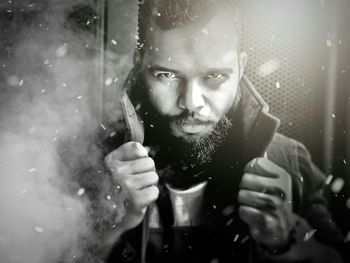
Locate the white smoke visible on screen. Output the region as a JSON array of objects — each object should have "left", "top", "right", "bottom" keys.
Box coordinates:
[{"left": 0, "top": 1, "right": 136, "bottom": 262}]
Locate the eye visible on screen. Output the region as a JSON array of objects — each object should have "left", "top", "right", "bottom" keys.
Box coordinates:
[
  {"left": 205, "top": 73, "right": 226, "bottom": 80},
  {"left": 153, "top": 71, "right": 179, "bottom": 80}
]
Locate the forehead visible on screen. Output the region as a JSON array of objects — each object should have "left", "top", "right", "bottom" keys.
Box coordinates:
[{"left": 142, "top": 12, "right": 239, "bottom": 71}]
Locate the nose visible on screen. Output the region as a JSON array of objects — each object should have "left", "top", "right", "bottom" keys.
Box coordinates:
[{"left": 178, "top": 80, "right": 205, "bottom": 112}]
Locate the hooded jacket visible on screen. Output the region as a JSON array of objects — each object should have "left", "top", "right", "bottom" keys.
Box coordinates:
[{"left": 106, "top": 76, "right": 346, "bottom": 263}]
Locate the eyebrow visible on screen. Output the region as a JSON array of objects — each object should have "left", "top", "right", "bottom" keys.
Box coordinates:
[
  {"left": 148, "top": 65, "right": 182, "bottom": 75},
  {"left": 148, "top": 65, "right": 234, "bottom": 75},
  {"left": 206, "top": 68, "right": 234, "bottom": 75}
]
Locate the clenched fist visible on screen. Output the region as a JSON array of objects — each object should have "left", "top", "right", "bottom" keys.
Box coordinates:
[
  {"left": 104, "top": 141, "right": 159, "bottom": 232},
  {"left": 238, "top": 158, "right": 295, "bottom": 252}
]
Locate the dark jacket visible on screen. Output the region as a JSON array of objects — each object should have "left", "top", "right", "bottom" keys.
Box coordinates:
[{"left": 106, "top": 76, "right": 345, "bottom": 263}]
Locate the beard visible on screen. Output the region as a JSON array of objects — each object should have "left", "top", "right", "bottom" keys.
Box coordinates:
[
  {"left": 143, "top": 106, "right": 233, "bottom": 173},
  {"left": 166, "top": 112, "right": 232, "bottom": 169}
]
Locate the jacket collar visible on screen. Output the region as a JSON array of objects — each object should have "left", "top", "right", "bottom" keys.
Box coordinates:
[{"left": 239, "top": 75, "right": 280, "bottom": 161}]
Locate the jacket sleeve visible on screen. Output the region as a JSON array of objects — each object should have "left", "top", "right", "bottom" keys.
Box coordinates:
[{"left": 257, "top": 141, "right": 347, "bottom": 263}]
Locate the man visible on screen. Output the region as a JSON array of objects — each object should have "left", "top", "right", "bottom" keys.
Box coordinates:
[{"left": 100, "top": 0, "right": 345, "bottom": 262}]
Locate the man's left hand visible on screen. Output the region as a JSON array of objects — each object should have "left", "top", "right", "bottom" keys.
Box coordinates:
[{"left": 238, "top": 157, "right": 295, "bottom": 252}]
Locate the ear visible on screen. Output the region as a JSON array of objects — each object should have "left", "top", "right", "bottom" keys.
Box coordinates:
[{"left": 239, "top": 52, "right": 248, "bottom": 80}]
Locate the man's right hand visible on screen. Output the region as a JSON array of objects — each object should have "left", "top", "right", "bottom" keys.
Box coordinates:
[{"left": 104, "top": 141, "right": 159, "bottom": 232}]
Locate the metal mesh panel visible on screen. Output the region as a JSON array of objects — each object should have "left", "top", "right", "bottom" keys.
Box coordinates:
[{"left": 240, "top": 0, "right": 327, "bottom": 147}]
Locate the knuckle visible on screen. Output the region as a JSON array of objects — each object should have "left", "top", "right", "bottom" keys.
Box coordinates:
[
  {"left": 244, "top": 173, "right": 253, "bottom": 180},
  {"left": 132, "top": 141, "right": 142, "bottom": 149},
  {"left": 241, "top": 173, "right": 253, "bottom": 186},
  {"left": 146, "top": 157, "right": 155, "bottom": 168},
  {"left": 138, "top": 158, "right": 155, "bottom": 172},
  {"left": 148, "top": 186, "right": 159, "bottom": 200},
  {"left": 153, "top": 185, "right": 159, "bottom": 196},
  {"left": 125, "top": 141, "right": 138, "bottom": 149},
  {"left": 132, "top": 142, "right": 147, "bottom": 156},
  {"left": 245, "top": 158, "right": 259, "bottom": 172},
  {"left": 152, "top": 187, "right": 159, "bottom": 200},
  {"left": 240, "top": 173, "right": 248, "bottom": 183},
  {"left": 146, "top": 171, "right": 158, "bottom": 185},
  {"left": 152, "top": 172, "right": 159, "bottom": 184}
]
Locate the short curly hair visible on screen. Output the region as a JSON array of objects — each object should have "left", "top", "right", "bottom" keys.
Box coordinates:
[{"left": 137, "top": 0, "right": 241, "bottom": 52}]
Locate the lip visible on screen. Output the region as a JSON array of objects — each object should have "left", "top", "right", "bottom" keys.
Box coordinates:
[
  {"left": 181, "top": 123, "right": 208, "bottom": 134},
  {"left": 177, "top": 119, "right": 215, "bottom": 135},
  {"left": 170, "top": 118, "right": 214, "bottom": 137}
]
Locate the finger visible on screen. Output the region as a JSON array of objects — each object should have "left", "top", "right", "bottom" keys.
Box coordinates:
[
  {"left": 133, "top": 185, "right": 159, "bottom": 209},
  {"left": 240, "top": 173, "right": 287, "bottom": 200},
  {"left": 244, "top": 158, "right": 288, "bottom": 178},
  {"left": 239, "top": 205, "right": 276, "bottom": 234},
  {"left": 239, "top": 205, "right": 267, "bottom": 230},
  {"left": 111, "top": 157, "right": 155, "bottom": 177},
  {"left": 123, "top": 172, "right": 159, "bottom": 191},
  {"left": 105, "top": 142, "right": 148, "bottom": 164},
  {"left": 238, "top": 189, "right": 282, "bottom": 211}
]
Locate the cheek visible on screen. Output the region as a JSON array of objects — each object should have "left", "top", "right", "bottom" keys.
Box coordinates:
[
  {"left": 146, "top": 77, "right": 179, "bottom": 115},
  {"left": 207, "top": 80, "right": 238, "bottom": 117}
]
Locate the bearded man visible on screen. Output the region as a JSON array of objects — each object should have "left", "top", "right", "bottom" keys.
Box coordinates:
[{"left": 99, "top": 0, "right": 346, "bottom": 262}]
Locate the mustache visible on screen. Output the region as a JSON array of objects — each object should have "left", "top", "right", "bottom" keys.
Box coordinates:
[{"left": 169, "top": 110, "right": 216, "bottom": 125}]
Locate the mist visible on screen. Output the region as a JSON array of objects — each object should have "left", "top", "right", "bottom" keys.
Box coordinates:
[{"left": 0, "top": 1, "right": 132, "bottom": 262}]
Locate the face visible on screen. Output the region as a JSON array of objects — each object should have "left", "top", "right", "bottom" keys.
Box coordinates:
[{"left": 141, "top": 11, "right": 247, "bottom": 142}]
